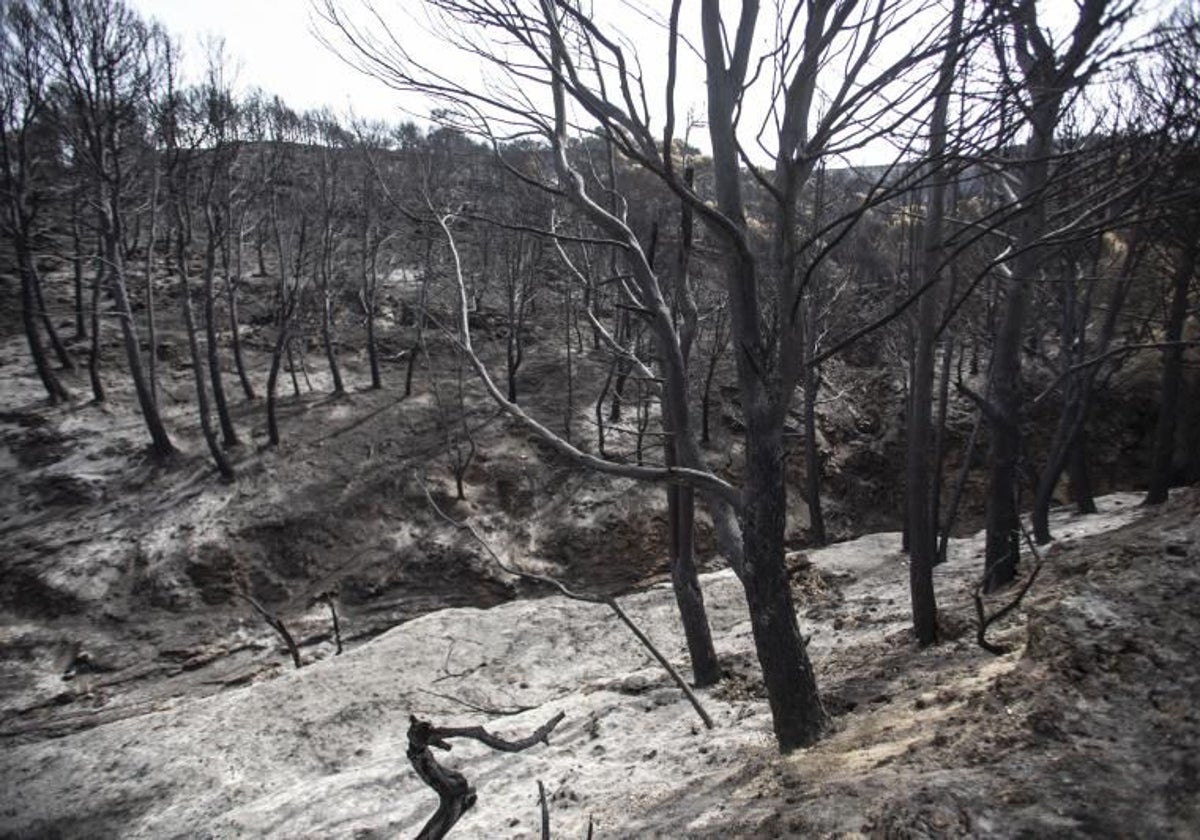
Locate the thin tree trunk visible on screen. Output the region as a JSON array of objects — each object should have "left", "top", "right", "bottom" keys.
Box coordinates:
[
  {"left": 103, "top": 204, "right": 173, "bottom": 458},
  {"left": 71, "top": 200, "right": 87, "bottom": 340},
  {"left": 930, "top": 333, "right": 955, "bottom": 565},
  {"left": 228, "top": 212, "right": 255, "bottom": 400},
  {"left": 267, "top": 326, "right": 288, "bottom": 446},
  {"left": 256, "top": 218, "right": 268, "bottom": 276},
  {"left": 287, "top": 342, "right": 301, "bottom": 397},
  {"left": 204, "top": 213, "right": 239, "bottom": 447},
  {"left": 365, "top": 303, "right": 381, "bottom": 390},
  {"left": 664, "top": 433, "right": 722, "bottom": 687},
  {"left": 88, "top": 249, "right": 105, "bottom": 402},
  {"left": 180, "top": 266, "right": 234, "bottom": 480},
  {"left": 31, "top": 263, "right": 73, "bottom": 371},
  {"left": 145, "top": 165, "right": 160, "bottom": 405},
  {"left": 321, "top": 290, "right": 345, "bottom": 395}
]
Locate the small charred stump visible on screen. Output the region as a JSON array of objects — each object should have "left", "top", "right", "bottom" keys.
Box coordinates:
[{"left": 406, "top": 712, "right": 565, "bottom": 840}]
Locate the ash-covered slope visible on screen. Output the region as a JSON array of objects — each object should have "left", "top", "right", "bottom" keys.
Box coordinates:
[{"left": 8, "top": 491, "right": 1198, "bottom": 838}]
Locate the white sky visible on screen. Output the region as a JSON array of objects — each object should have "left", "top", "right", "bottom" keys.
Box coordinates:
[
  {"left": 127, "top": 0, "right": 406, "bottom": 121},
  {"left": 129, "top": 0, "right": 1171, "bottom": 152}
]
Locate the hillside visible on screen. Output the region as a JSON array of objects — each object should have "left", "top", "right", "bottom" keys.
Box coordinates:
[{"left": 2, "top": 486, "right": 1197, "bottom": 837}]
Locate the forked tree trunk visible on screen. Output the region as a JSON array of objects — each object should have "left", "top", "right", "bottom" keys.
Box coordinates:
[
  {"left": 102, "top": 204, "right": 173, "bottom": 459},
  {"left": 180, "top": 270, "right": 234, "bottom": 480},
  {"left": 17, "top": 242, "right": 70, "bottom": 403}
]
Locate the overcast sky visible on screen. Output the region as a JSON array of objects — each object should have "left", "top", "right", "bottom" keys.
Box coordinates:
[
  {"left": 128, "top": 0, "right": 1170, "bottom": 156},
  {"left": 127, "top": 0, "right": 406, "bottom": 122}
]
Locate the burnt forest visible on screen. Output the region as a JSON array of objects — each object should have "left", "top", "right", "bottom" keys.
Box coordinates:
[{"left": 2, "top": 0, "right": 1199, "bottom": 837}]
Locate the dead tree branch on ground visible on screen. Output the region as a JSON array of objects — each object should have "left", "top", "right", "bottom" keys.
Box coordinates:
[{"left": 406, "top": 711, "right": 565, "bottom": 840}]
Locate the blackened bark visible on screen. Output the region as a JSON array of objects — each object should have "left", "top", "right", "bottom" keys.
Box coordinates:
[
  {"left": 984, "top": 103, "right": 1054, "bottom": 591},
  {"left": 31, "top": 265, "right": 72, "bottom": 371},
  {"left": 266, "top": 325, "right": 288, "bottom": 446},
  {"left": 17, "top": 244, "right": 69, "bottom": 403},
  {"left": 103, "top": 204, "right": 173, "bottom": 459},
  {"left": 145, "top": 166, "right": 159, "bottom": 405},
  {"left": 180, "top": 271, "right": 234, "bottom": 480},
  {"left": 228, "top": 277, "right": 255, "bottom": 399},
  {"left": 320, "top": 292, "right": 344, "bottom": 396},
  {"left": 1146, "top": 240, "right": 1196, "bottom": 504},
  {"left": 88, "top": 251, "right": 105, "bottom": 402},
  {"left": 665, "top": 434, "right": 722, "bottom": 687},
  {"left": 741, "top": 428, "right": 828, "bottom": 750},
  {"left": 406, "top": 713, "right": 564, "bottom": 840},
  {"left": 71, "top": 201, "right": 87, "bottom": 339},
  {"left": 366, "top": 305, "right": 381, "bottom": 389},
  {"left": 1069, "top": 428, "right": 1096, "bottom": 513},
  {"left": 203, "top": 219, "right": 239, "bottom": 447}
]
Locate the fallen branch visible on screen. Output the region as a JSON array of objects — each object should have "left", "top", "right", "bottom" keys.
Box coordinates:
[
  {"left": 417, "top": 687, "right": 539, "bottom": 717},
  {"left": 236, "top": 591, "right": 302, "bottom": 669},
  {"left": 407, "top": 712, "right": 565, "bottom": 840},
  {"left": 420, "top": 478, "right": 715, "bottom": 730}
]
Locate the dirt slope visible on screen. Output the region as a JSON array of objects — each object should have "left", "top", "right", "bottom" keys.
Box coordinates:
[{"left": 2, "top": 489, "right": 1196, "bottom": 838}]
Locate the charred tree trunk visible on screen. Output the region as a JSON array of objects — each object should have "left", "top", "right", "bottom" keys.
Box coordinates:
[
  {"left": 984, "top": 102, "right": 1055, "bottom": 591},
  {"left": 1069, "top": 427, "right": 1096, "bottom": 513},
  {"left": 266, "top": 323, "right": 289, "bottom": 447},
  {"left": 1146, "top": 240, "right": 1197, "bottom": 504},
  {"left": 28, "top": 261, "right": 72, "bottom": 372},
  {"left": 905, "top": 0, "right": 960, "bottom": 643},
  {"left": 145, "top": 165, "right": 160, "bottom": 405},
  {"left": 102, "top": 200, "right": 173, "bottom": 458},
  {"left": 320, "top": 289, "right": 345, "bottom": 396},
  {"left": 365, "top": 301, "right": 381, "bottom": 390},
  {"left": 203, "top": 213, "right": 239, "bottom": 448},
  {"left": 228, "top": 214, "right": 256, "bottom": 400},
  {"left": 741, "top": 425, "right": 828, "bottom": 750},
  {"left": 88, "top": 249, "right": 105, "bottom": 403},
  {"left": 71, "top": 199, "right": 87, "bottom": 340},
  {"left": 17, "top": 242, "right": 70, "bottom": 403},
  {"left": 179, "top": 253, "right": 234, "bottom": 480},
  {"left": 664, "top": 429, "right": 722, "bottom": 687}
]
